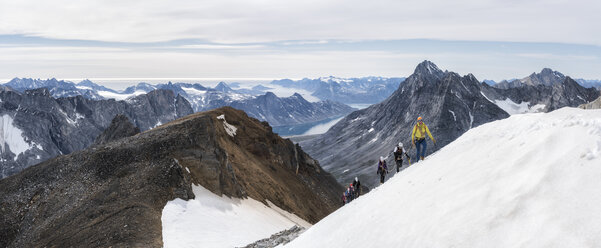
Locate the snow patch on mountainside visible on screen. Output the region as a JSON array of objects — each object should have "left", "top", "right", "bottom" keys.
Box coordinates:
[
  {"left": 217, "top": 114, "right": 237, "bottom": 137},
  {"left": 0, "top": 115, "right": 41, "bottom": 160},
  {"left": 448, "top": 110, "right": 457, "bottom": 121},
  {"left": 286, "top": 108, "right": 601, "bottom": 248},
  {"left": 181, "top": 87, "right": 207, "bottom": 96},
  {"left": 75, "top": 85, "right": 92, "bottom": 90},
  {"left": 162, "top": 184, "right": 310, "bottom": 248},
  {"left": 495, "top": 98, "right": 545, "bottom": 115},
  {"left": 480, "top": 91, "right": 493, "bottom": 102},
  {"left": 96, "top": 90, "right": 146, "bottom": 100}
]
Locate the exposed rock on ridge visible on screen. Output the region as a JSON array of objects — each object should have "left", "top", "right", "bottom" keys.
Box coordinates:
[{"left": 93, "top": 115, "right": 140, "bottom": 145}]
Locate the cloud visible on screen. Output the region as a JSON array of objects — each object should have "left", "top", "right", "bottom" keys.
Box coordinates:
[
  {"left": 175, "top": 44, "right": 265, "bottom": 50},
  {"left": 1, "top": 36, "right": 600, "bottom": 81},
  {"left": 281, "top": 40, "right": 329, "bottom": 46},
  {"left": 0, "top": 0, "right": 600, "bottom": 45},
  {"left": 515, "top": 53, "right": 598, "bottom": 61}
]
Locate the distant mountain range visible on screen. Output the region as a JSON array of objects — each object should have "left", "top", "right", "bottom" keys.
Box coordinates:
[
  {"left": 575, "top": 79, "right": 601, "bottom": 90},
  {"left": 484, "top": 68, "right": 600, "bottom": 113},
  {"left": 4, "top": 78, "right": 258, "bottom": 111},
  {"left": 271, "top": 76, "right": 405, "bottom": 104},
  {"left": 489, "top": 69, "right": 601, "bottom": 90},
  {"left": 2, "top": 78, "right": 354, "bottom": 126}
]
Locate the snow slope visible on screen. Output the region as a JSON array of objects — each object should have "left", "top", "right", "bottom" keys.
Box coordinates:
[
  {"left": 0, "top": 114, "right": 41, "bottom": 160},
  {"left": 286, "top": 107, "right": 601, "bottom": 248},
  {"left": 162, "top": 185, "right": 311, "bottom": 248}
]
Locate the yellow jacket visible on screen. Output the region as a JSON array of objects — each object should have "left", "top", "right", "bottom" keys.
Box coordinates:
[{"left": 412, "top": 123, "right": 434, "bottom": 143}]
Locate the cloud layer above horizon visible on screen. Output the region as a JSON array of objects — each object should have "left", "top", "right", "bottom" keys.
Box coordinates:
[
  {"left": 0, "top": 0, "right": 600, "bottom": 82},
  {"left": 2, "top": 0, "right": 600, "bottom": 45}
]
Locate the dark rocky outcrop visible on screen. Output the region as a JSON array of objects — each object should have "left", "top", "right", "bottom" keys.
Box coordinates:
[
  {"left": 93, "top": 115, "right": 140, "bottom": 145},
  {"left": 493, "top": 79, "right": 523, "bottom": 89},
  {"left": 521, "top": 68, "right": 566, "bottom": 87},
  {"left": 242, "top": 225, "right": 305, "bottom": 248},
  {"left": 0, "top": 107, "right": 342, "bottom": 248},
  {"left": 301, "top": 61, "right": 510, "bottom": 188},
  {"left": 0, "top": 89, "right": 193, "bottom": 178}
]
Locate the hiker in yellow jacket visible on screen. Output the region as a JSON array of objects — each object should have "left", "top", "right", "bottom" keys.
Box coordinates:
[{"left": 412, "top": 116, "right": 436, "bottom": 162}]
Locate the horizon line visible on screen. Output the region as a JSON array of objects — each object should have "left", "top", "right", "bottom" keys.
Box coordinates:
[{"left": 1, "top": 76, "right": 411, "bottom": 84}]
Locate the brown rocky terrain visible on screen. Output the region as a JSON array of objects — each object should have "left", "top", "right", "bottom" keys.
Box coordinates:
[
  {"left": 93, "top": 114, "right": 141, "bottom": 145},
  {"left": 0, "top": 107, "right": 342, "bottom": 248}
]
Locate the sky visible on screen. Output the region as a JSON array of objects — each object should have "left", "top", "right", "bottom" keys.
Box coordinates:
[{"left": 0, "top": 0, "right": 600, "bottom": 86}]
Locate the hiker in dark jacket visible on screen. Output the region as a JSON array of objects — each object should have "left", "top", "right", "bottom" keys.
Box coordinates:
[
  {"left": 393, "top": 142, "right": 411, "bottom": 172},
  {"left": 376, "top": 156, "right": 388, "bottom": 184},
  {"left": 348, "top": 183, "right": 355, "bottom": 202},
  {"left": 353, "top": 177, "right": 361, "bottom": 198}
]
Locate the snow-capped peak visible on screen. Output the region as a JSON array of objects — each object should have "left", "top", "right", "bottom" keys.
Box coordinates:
[{"left": 414, "top": 60, "right": 443, "bottom": 76}]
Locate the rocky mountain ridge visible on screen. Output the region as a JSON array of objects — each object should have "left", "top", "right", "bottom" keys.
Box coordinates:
[
  {"left": 93, "top": 115, "right": 140, "bottom": 145},
  {"left": 483, "top": 75, "right": 599, "bottom": 113},
  {"left": 0, "top": 88, "right": 193, "bottom": 178},
  {"left": 301, "top": 61, "right": 509, "bottom": 188}
]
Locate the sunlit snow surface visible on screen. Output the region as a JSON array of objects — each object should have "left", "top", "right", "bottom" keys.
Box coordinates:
[
  {"left": 286, "top": 108, "right": 601, "bottom": 248},
  {"left": 162, "top": 185, "right": 310, "bottom": 248}
]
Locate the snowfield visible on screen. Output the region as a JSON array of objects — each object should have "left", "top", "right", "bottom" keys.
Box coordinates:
[
  {"left": 494, "top": 98, "right": 546, "bottom": 115},
  {"left": 285, "top": 108, "right": 601, "bottom": 248},
  {"left": 162, "top": 185, "right": 310, "bottom": 248},
  {"left": 96, "top": 90, "right": 147, "bottom": 100}
]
